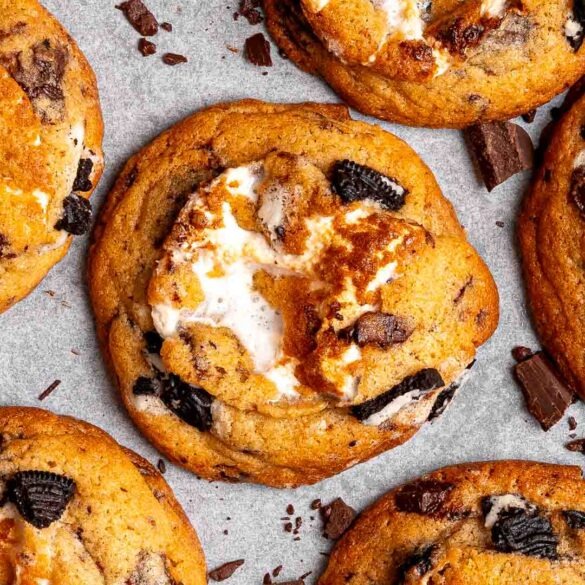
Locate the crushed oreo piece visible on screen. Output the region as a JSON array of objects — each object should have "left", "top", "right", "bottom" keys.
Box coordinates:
[
  {"left": 138, "top": 38, "right": 157, "bottom": 56},
  {"left": 116, "top": 0, "right": 158, "bottom": 36},
  {"left": 245, "top": 32, "right": 272, "bottom": 66},
  {"left": 566, "top": 3, "right": 585, "bottom": 50},
  {"left": 566, "top": 438, "right": 585, "bottom": 453},
  {"left": 427, "top": 383, "right": 458, "bottom": 421},
  {"left": 514, "top": 352, "right": 574, "bottom": 431},
  {"left": 464, "top": 121, "right": 534, "bottom": 191},
  {"left": 342, "top": 312, "right": 410, "bottom": 349},
  {"left": 54, "top": 193, "right": 92, "bottom": 235},
  {"left": 398, "top": 545, "right": 437, "bottom": 583},
  {"left": 7, "top": 471, "right": 76, "bottom": 528},
  {"left": 238, "top": 0, "right": 264, "bottom": 24},
  {"left": 351, "top": 369, "right": 444, "bottom": 422},
  {"left": 569, "top": 165, "right": 585, "bottom": 218},
  {"left": 72, "top": 158, "right": 94, "bottom": 192},
  {"left": 331, "top": 160, "right": 407, "bottom": 211},
  {"left": 144, "top": 330, "right": 164, "bottom": 354},
  {"left": 208, "top": 560, "right": 245, "bottom": 582},
  {"left": 320, "top": 498, "right": 356, "bottom": 539},
  {"left": 162, "top": 53, "right": 188, "bottom": 65},
  {"left": 394, "top": 480, "right": 454, "bottom": 515},
  {"left": 161, "top": 374, "right": 213, "bottom": 431},
  {"left": 563, "top": 510, "right": 585, "bottom": 529},
  {"left": 132, "top": 376, "right": 163, "bottom": 396}
]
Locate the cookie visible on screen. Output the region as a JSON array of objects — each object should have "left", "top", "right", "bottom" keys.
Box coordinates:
[
  {"left": 89, "top": 100, "right": 498, "bottom": 488},
  {"left": 519, "top": 83, "right": 585, "bottom": 400},
  {"left": 264, "top": 0, "right": 585, "bottom": 128},
  {"left": 0, "top": 0, "right": 104, "bottom": 313},
  {"left": 319, "top": 461, "right": 585, "bottom": 584},
  {"left": 0, "top": 407, "right": 206, "bottom": 583}
]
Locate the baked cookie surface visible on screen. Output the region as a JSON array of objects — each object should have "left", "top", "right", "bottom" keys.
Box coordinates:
[
  {"left": 264, "top": 0, "right": 585, "bottom": 128},
  {"left": 0, "top": 0, "right": 104, "bottom": 313},
  {"left": 89, "top": 100, "right": 498, "bottom": 487},
  {"left": 0, "top": 407, "right": 206, "bottom": 584},
  {"left": 519, "top": 85, "right": 585, "bottom": 399},
  {"left": 319, "top": 461, "right": 585, "bottom": 584}
]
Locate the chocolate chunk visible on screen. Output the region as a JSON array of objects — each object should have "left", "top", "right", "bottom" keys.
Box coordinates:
[
  {"left": 156, "top": 459, "right": 166, "bottom": 474},
  {"left": 394, "top": 480, "right": 454, "bottom": 515},
  {"left": 244, "top": 33, "right": 273, "bottom": 66},
  {"left": 162, "top": 53, "right": 188, "bottom": 66},
  {"left": 138, "top": 38, "right": 157, "bottom": 56},
  {"left": 342, "top": 312, "right": 410, "bottom": 349},
  {"left": 161, "top": 374, "right": 214, "bottom": 431},
  {"left": 331, "top": 160, "right": 408, "bottom": 211},
  {"left": 72, "top": 158, "right": 94, "bottom": 192},
  {"left": 569, "top": 165, "right": 585, "bottom": 218},
  {"left": 144, "top": 331, "right": 164, "bottom": 354},
  {"left": 514, "top": 352, "right": 574, "bottom": 431},
  {"left": 566, "top": 438, "right": 585, "bottom": 453},
  {"left": 320, "top": 498, "right": 356, "bottom": 539},
  {"left": 238, "top": 0, "right": 264, "bottom": 24},
  {"left": 7, "top": 471, "right": 76, "bottom": 529},
  {"left": 437, "top": 17, "right": 485, "bottom": 55},
  {"left": 427, "top": 383, "right": 458, "bottom": 421},
  {"left": 132, "top": 376, "right": 163, "bottom": 396},
  {"left": 464, "top": 121, "right": 534, "bottom": 191},
  {"left": 351, "top": 369, "right": 444, "bottom": 422},
  {"left": 116, "top": 0, "right": 158, "bottom": 36},
  {"left": 208, "top": 560, "right": 245, "bottom": 582},
  {"left": 398, "top": 545, "right": 437, "bottom": 583},
  {"left": 567, "top": 2, "right": 585, "bottom": 50},
  {"left": 569, "top": 416, "right": 578, "bottom": 431},
  {"left": 161, "top": 22, "right": 173, "bottom": 32},
  {"left": 563, "top": 510, "right": 585, "bottom": 529},
  {"left": 512, "top": 346, "right": 534, "bottom": 363},
  {"left": 54, "top": 193, "right": 92, "bottom": 235},
  {"left": 521, "top": 109, "right": 537, "bottom": 123}
]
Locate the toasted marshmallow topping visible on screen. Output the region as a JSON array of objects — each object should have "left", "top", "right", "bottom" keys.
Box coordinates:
[
  {"left": 374, "top": 0, "right": 424, "bottom": 40},
  {"left": 480, "top": 0, "right": 508, "bottom": 18}
]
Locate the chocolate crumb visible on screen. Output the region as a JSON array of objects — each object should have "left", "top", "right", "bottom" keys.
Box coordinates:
[
  {"left": 566, "top": 438, "right": 585, "bottom": 453},
  {"left": 522, "top": 109, "right": 537, "bottom": 123},
  {"left": 263, "top": 574, "right": 272, "bottom": 585},
  {"left": 116, "top": 0, "right": 159, "bottom": 36},
  {"left": 569, "top": 416, "right": 578, "bottom": 431},
  {"left": 208, "top": 560, "right": 245, "bottom": 582},
  {"left": 238, "top": 0, "right": 264, "bottom": 24},
  {"left": 512, "top": 346, "right": 534, "bottom": 363},
  {"left": 157, "top": 459, "right": 166, "bottom": 474},
  {"left": 321, "top": 498, "right": 356, "bottom": 539},
  {"left": 310, "top": 499, "right": 322, "bottom": 510},
  {"left": 273, "top": 566, "right": 283, "bottom": 577},
  {"left": 286, "top": 504, "right": 295, "bottom": 515},
  {"left": 161, "top": 22, "right": 173, "bottom": 32},
  {"left": 138, "top": 38, "right": 157, "bottom": 56},
  {"left": 284, "top": 522, "right": 293, "bottom": 533},
  {"left": 38, "top": 379, "right": 61, "bottom": 401},
  {"left": 244, "top": 32, "right": 272, "bottom": 66},
  {"left": 495, "top": 220, "right": 505, "bottom": 227},
  {"left": 162, "top": 53, "right": 188, "bottom": 65}
]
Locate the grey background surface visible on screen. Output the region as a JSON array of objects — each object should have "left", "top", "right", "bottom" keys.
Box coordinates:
[{"left": 2, "top": 1, "right": 584, "bottom": 583}]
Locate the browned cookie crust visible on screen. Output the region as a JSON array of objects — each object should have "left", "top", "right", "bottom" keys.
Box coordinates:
[
  {"left": 519, "top": 87, "right": 585, "bottom": 399},
  {"left": 0, "top": 407, "right": 206, "bottom": 584},
  {"left": 264, "top": 0, "right": 585, "bottom": 128},
  {"left": 0, "top": 0, "right": 104, "bottom": 313},
  {"left": 319, "top": 461, "right": 585, "bottom": 584},
  {"left": 89, "top": 100, "right": 498, "bottom": 488}
]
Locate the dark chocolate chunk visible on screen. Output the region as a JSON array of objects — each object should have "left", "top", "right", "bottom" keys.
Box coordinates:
[
  {"left": 238, "top": 0, "right": 264, "bottom": 24},
  {"left": 351, "top": 369, "right": 444, "bottom": 422},
  {"left": 244, "top": 32, "right": 272, "bottom": 66},
  {"left": 514, "top": 352, "right": 574, "bottom": 431},
  {"left": 567, "top": 2, "right": 585, "bottom": 50},
  {"left": 162, "top": 53, "right": 188, "bottom": 66},
  {"left": 7, "top": 471, "right": 76, "bottom": 529},
  {"left": 208, "top": 560, "right": 245, "bottom": 582},
  {"left": 427, "top": 383, "right": 458, "bottom": 421},
  {"left": 464, "top": 121, "right": 534, "bottom": 191},
  {"left": 563, "top": 510, "right": 585, "bottom": 529},
  {"left": 398, "top": 545, "right": 437, "bottom": 583},
  {"left": 116, "top": 0, "right": 158, "bottom": 36},
  {"left": 161, "top": 22, "right": 173, "bottom": 32},
  {"left": 161, "top": 374, "right": 213, "bottom": 431},
  {"left": 437, "top": 17, "right": 485, "bottom": 55},
  {"left": 54, "top": 193, "right": 92, "bottom": 235},
  {"left": 144, "top": 330, "right": 164, "bottom": 354},
  {"left": 566, "top": 438, "right": 585, "bottom": 453},
  {"left": 132, "top": 376, "right": 163, "bottom": 396},
  {"left": 138, "top": 38, "right": 157, "bottom": 56},
  {"left": 394, "top": 480, "right": 454, "bottom": 515},
  {"left": 569, "top": 165, "right": 585, "bottom": 218},
  {"left": 320, "top": 498, "right": 356, "bottom": 539},
  {"left": 342, "top": 312, "right": 410, "bottom": 349},
  {"left": 331, "top": 160, "right": 408, "bottom": 211},
  {"left": 72, "top": 158, "right": 94, "bottom": 192},
  {"left": 512, "top": 346, "right": 534, "bottom": 363},
  {"left": 156, "top": 459, "right": 166, "bottom": 474},
  {"left": 521, "top": 109, "right": 537, "bottom": 123}
]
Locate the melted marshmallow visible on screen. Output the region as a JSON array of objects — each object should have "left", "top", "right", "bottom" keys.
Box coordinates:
[
  {"left": 480, "top": 0, "right": 507, "bottom": 18},
  {"left": 374, "top": 0, "right": 424, "bottom": 40}
]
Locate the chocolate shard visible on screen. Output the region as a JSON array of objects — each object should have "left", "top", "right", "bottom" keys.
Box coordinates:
[
  {"left": 563, "top": 510, "right": 585, "bottom": 529},
  {"left": 54, "top": 193, "right": 92, "bottom": 235},
  {"left": 351, "top": 369, "right": 444, "bottom": 422},
  {"left": 320, "top": 498, "right": 356, "bottom": 539},
  {"left": 398, "top": 545, "right": 437, "bottom": 583},
  {"left": 464, "top": 121, "right": 534, "bottom": 191},
  {"left": 138, "top": 38, "right": 157, "bottom": 57},
  {"left": 238, "top": 0, "right": 264, "bottom": 24},
  {"left": 343, "top": 312, "right": 410, "bottom": 349},
  {"left": 565, "top": 438, "right": 585, "bottom": 453},
  {"left": 161, "top": 374, "right": 214, "bottom": 431},
  {"left": 244, "top": 32, "right": 272, "bottom": 66},
  {"left": 514, "top": 352, "right": 574, "bottom": 431},
  {"left": 394, "top": 480, "right": 454, "bottom": 515},
  {"left": 116, "top": 0, "right": 158, "bottom": 36},
  {"left": 7, "top": 471, "right": 76, "bottom": 529},
  {"left": 208, "top": 560, "right": 245, "bottom": 582},
  {"left": 72, "top": 158, "right": 94, "bottom": 192},
  {"left": 162, "top": 53, "right": 188, "bottom": 66},
  {"left": 427, "top": 383, "right": 458, "bottom": 421},
  {"left": 569, "top": 165, "right": 585, "bottom": 218}
]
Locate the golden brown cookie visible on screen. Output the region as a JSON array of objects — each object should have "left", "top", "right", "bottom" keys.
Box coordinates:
[
  {"left": 319, "top": 461, "right": 585, "bottom": 584},
  {"left": 519, "top": 85, "right": 585, "bottom": 400},
  {"left": 0, "top": 407, "right": 206, "bottom": 584},
  {"left": 0, "top": 0, "right": 104, "bottom": 313},
  {"left": 264, "top": 0, "right": 585, "bottom": 128},
  {"left": 89, "top": 100, "right": 498, "bottom": 488}
]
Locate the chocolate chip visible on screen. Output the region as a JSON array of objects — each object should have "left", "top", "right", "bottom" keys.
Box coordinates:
[
  {"left": 116, "top": 0, "right": 158, "bottom": 36},
  {"left": 208, "top": 560, "right": 245, "bottom": 582},
  {"left": 398, "top": 545, "right": 437, "bottom": 583},
  {"left": 464, "top": 121, "right": 534, "bottom": 191},
  {"left": 162, "top": 53, "right": 188, "bottom": 66},
  {"left": 351, "top": 369, "right": 444, "bottom": 422},
  {"left": 521, "top": 109, "right": 537, "bottom": 123},
  {"left": 7, "top": 471, "right": 76, "bottom": 529},
  {"left": 238, "top": 0, "right": 264, "bottom": 24},
  {"left": 161, "top": 374, "right": 214, "bottom": 431},
  {"left": 138, "top": 38, "right": 157, "bottom": 56},
  {"left": 563, "top": 510, "right": 585, "bottom": 529},
  {"left": 331, "top": 160, "right": 408, "bottom": 211},
  {"left": 144, "top": 330, "right": 164, "bottom": 354},
  {"left": 427, "top": 383, "right": 458, "bottom": 421},
  {"left": 160, "top": 22, "right": 173, "bottom": 32},
  {"left": 566, "top": 438, "right": 585, "bottom": 453},
  {"left": 512, "top": 346, "right": 534, "bottom": 363},
  {"left": 244, "top": 32, "right": 272, "bottom": 66},
  {"left": 132, "top": 376, "right": 163, "bottom": 396},
  {"left": 514, "top": 352, "right": 574, "bottom": 431},
  {"left": 320, "top": 498, "right": 356, "bottom": 539},
  {"left": 569, "top": 166, "right": 585, "bottom": 218},
  {"left": 394, "top": 480, "right": 454, "bottom": 515},
  {"left": 342, "top": 312, "right": 410, "bottom": 349},
  {"left": 567, "top": 2, "right": 585, "bottom": 50},
  {"left": 72, "top": 158, "right": 94, "bottom": 192},
  {"left": 54, "top": 193, "right": 92, "bottom": 235}
]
